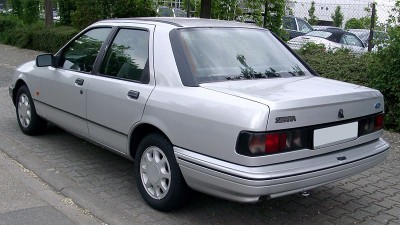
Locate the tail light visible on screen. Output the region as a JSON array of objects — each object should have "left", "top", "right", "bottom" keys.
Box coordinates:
[
  {"left": 236, "top": 129, "right": 312, "bottom": 156},
  {"left": 358, "top": 113, "right": 384, "bottom": 136},
  {"left": 237, "top": 113, "right": 384, "bottom": 157}
]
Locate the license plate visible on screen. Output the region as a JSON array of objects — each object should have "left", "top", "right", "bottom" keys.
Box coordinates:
[{"left": 314, "top": 122, "right": 358, "bottom": 149}]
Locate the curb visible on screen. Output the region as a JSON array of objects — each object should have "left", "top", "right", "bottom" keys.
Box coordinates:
[{"left": 0, "top": 133, "right": 144, "bottom": 225}]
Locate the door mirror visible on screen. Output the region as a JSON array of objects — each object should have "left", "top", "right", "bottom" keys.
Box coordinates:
[{"left": 36, "top": 54, "right": 55, "bottom": 67}]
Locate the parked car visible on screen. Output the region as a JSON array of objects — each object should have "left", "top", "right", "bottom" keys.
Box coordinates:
[
  {"left": 283, "top": 16, "right": 314, "bottom": 39},
  {"left": 9, "top": 18, "right": 389, "bottom": 211},
  {"left": 288, "top": 29, "right": 367, "bottom": 54},
  {"left": 348, "top": 29, "right": 389, "bottom": 48}
]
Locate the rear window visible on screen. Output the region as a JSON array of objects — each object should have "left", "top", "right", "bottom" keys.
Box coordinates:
[
  {"left": 306, "top": 30, "right": 332, "bottom": 39},
  {"left": 176, "top": 28, "right": 312, "bottom": 83}
]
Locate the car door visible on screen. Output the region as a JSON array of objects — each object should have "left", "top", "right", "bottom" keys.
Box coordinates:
[
  {"left": 40, "top": 27, "right": 112, "bottom": 137},
  {"left": 86, "top": 25, "right": 155, "bottom": 154}
]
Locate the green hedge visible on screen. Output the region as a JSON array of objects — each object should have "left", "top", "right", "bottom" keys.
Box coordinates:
[
  {"left": 0, "top": 15, "right": 20, "bottom": 32},
  {"left": 0, "top": 24, "right": 78, "bottom": 53},
  {"left": 297, "top": 43, "right": 371, "bottom": 87}
]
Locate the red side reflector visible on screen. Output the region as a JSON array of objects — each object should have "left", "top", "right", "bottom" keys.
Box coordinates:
[
  {"left": 265, "top": 133, "right": 287, "bottom": 154},
  {"left": 375, "top": 114, "right": 384, "bottom": 130}
]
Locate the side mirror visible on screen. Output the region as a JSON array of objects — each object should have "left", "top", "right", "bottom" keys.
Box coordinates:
[{"left": 36, "top": 54, "right": 55, "bottom": 67}]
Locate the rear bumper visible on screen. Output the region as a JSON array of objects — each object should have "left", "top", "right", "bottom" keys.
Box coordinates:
[{"left": 174, "top": 138, "right": 389, "bottom": 203}]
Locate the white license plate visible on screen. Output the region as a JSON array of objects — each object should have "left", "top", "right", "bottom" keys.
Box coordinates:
[{"left": 314, "top": 122, "right": 358, "bottom": 149}]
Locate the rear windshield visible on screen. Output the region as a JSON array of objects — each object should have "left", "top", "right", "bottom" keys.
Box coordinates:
[
  {"left": 306, "top": 30, "right": 332, "bottom": 39},
  {"left": 177, "top": 28, "right": 312, "bottom": 83}
]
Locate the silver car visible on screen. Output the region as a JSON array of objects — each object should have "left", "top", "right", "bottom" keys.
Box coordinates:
[{"left": 9, "top": 18, "right": 390, "bottom": 211}]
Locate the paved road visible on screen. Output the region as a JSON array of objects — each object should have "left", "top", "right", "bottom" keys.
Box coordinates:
[
  {"left": 0, "top": 148, "right": 103, "bottom": 225},
  {"left": 0, "top": 44, "right": 400, "bottom": 225}
]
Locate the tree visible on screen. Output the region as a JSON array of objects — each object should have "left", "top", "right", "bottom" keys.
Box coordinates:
[
  {"left": 59, "top": 0, "right": 76, "bottom": 25},
  {"left": 8, "top": 0, "right": 23, "bottom": 17},
  {"left": 331, "top": 6, "right": 343, "bottom": 28},
  {"left": 22, "top": 0, "right": 40, "bottom": 24},
  {"left": 211, "top": 0, "right": 241, "bottom": 20},
  {"left": 44, "top": 0, "right": 54, "bottom": 27},
  {"left": 200, "top": 0, "right": 211, "bottom": 18},
  {"left": 307, "top": 1, "right": 318, "bottom": 25},
  {"left": 263, "top": 0, "right": 285, "bottom": 37}
]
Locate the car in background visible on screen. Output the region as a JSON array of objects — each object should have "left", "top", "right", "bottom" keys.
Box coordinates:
[
  {"left": 348, "top": 29, "right": 389, "bottom": 48},
  {"left": 9, "top": 18, "right": 389, "bottom": 211},
  {"left": 288, "top": 29, "right": 367, "bottom": 54},
  {"left": 283, "top": 16, "right": 313, "bottom": 39}
]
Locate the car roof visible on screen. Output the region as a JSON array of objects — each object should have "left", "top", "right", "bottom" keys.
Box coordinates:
[
  {"left": 307, "top": 29, "right": 356, "bottom": 43},
  {"left": 99, "top": 17, "right": 258, "bottom": 28}
]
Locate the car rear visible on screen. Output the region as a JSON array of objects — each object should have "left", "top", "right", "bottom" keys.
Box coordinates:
[{"left": 170, "top": 24, "right": 389, "bottom": 202}]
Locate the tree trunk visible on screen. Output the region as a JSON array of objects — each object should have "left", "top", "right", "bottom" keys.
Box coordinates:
[
  {"left": 200, "top": 0, "right": 211, "bottom": 19},
  {"left": 44, "top": 0, "right": 54, "bottom": 27}
]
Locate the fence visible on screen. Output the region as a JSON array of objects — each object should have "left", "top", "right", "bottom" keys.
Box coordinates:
[{"left": 285, "top": 0, "right": 396, "bottom": 29}]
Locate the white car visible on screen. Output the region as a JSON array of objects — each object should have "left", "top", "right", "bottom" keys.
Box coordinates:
[
  {"left": 9, "top": 18, "right": 389, "bottom": 211},
  {"left": 288, "top": 29, "right": 367, "bottom": 54}
]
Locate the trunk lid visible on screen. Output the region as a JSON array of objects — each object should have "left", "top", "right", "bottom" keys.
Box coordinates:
[{"left": 201, "top": 76, "right": 384, "bottom": 131}]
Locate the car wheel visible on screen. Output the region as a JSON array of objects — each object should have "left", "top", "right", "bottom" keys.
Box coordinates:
[
  {"left": 16, "top": 85, "right": 47, "bottom": 135},
  {"left": 134, "top": 133, "right": 191, "bottom": 211}
]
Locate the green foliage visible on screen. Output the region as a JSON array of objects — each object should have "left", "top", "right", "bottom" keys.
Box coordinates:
[
  {"left": 263, "top": 0, "right": 286, "bottom": 38},
  {"left": 307, "top": 1, "right": 318, "bottom": 25},
  {"left": 241, "top": 0, "right": 263, "bottom": 26},
  {"left": 211, "top": 0, "right": 241, "bottom": 21},
  {"left": 331, "top": 6, "right": 343, "bottom": 27},
  {"left": 345, "top": 18, "right": 369, "bottom": 29},
  {"left": 8, "top": 0, "right": 23, "bottom": 17},
  {"left": 367, "top": 26, "right": 400, "bottom": 131},
  {"left": 0, "top": 23, "right": 78, "bottom": 53},
  {"left": 345, "top": 6, "right": 376, "bottom": 30},
  {"left": 59, "top": 0, "right": 76, "bottom": 25},
  {"left": 22, "top": 0, "right": 39, "bottom": 24},
  {"left": 71, "top": 0, "right": 100, "bottom": 29},
  {"left": 0, "top": 14, "right": 20, "bottom": 32},
  {"left": 71, "top": 0, "right": 156, "bottom": 29},
  {"left": 297, "top": 43, "right": 371, "bottom": 87}
]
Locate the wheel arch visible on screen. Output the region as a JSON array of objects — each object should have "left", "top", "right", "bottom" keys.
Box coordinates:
[
  {"left": 12, "top": 79, "right": 28, "bottom": 105},
  {"left": 129, "top": 123, "right": 171, "bottom": 159}
]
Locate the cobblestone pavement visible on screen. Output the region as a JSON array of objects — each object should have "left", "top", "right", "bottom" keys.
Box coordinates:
[{"left": 1, "top": 46, "right": 400, "bottom": 225}]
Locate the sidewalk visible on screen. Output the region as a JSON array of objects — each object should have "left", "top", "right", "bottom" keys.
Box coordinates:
[{"left": 0, "top": 149, "right": 103, "bottom": 225}]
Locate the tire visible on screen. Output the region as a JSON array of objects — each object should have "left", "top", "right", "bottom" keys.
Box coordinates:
[
  {"left": 15, "top": 85, "right": 47, "bottom": 135},
  {"left": 134, "top": 133, "right": 191, "bottom": 211}
]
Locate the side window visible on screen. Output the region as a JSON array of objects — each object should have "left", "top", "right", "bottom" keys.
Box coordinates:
[
  {"left": 341, "top": 34, "right": 363, "bottom": 47},
  {"left": 60, "top": 28, "right": 111, "bottom": 73},
  {"left": 297, "top": 19, "right": 312, "bottom": 33},
  {"left": 283, "top": 17, "right": 296, "bottom": 30},
  {"left": 100, "top": 29, "right": 149, "bottom": 83}
]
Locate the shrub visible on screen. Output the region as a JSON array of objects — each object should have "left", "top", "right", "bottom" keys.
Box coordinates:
[
  {"left": 0, "top": 14, "right": 21, "bottom": 32},
  {"left": 0, "top": 24, "right": 78, "bottom": 53},
  {"left": 297, "top": 43, "right": 371, "bottom": 86},
  {"left": 367, "top": 26, "right": 400, "bottom": 131}
]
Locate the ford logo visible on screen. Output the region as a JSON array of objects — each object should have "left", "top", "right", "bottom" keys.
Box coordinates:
[{"left": 374, "top": 103, "right": 381, "bottom": 109}]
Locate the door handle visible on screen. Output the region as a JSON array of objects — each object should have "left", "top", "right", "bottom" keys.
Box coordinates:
[
  {"left": 75, "top": 78, "right": 84, "bottom": 86},
  {"left": 127, "top": 90, "right": 140, "bottom": 99}
]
